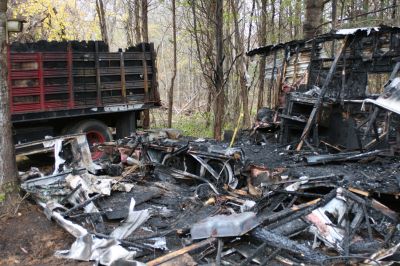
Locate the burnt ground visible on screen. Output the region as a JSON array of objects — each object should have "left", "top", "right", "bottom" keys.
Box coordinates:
[{"left": 0, "top": 198, "right": 90, "bottom": 266}]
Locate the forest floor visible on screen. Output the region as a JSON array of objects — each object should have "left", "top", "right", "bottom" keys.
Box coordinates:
[
  {"left": 0, "top": 200, "right": 90, "bottom": 266},
  {"left": 0, "top": 156, "right": 90, "bottom": 266}
]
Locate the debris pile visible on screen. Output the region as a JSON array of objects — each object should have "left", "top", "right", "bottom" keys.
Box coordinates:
[{"left": 19, "top": 128, "right": 400, "bottom": 265}]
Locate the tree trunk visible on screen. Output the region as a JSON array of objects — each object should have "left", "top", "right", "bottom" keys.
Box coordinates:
[
  {"left": 134, "top": 0, "right": 141, "bottom": 42},
  {"left": 294, "top": 0, "right": 301, "bottom": 38},
  {"left": 167, "top": 0, "right": 177, "bottom": 128},
  {"left": 190, "top": 1, "right": 214, "bottom": 128},
  {"left": 0, "top": 0, "right": 19, "bottom": 213},
  {"left": 141, "top": 0, "right": 150, "bottom": 128},
  {"left": 96, "top": 0, "right": 109, "bottom": 47},
  {"left": 277, "top": 0, "right": 283, "bottom": 42},
  {"left": 289, "top": 2, "right": 294, "bottom": 39},
  {"left": 141, "top": 0, "right": 149, "bottom": 42},
  {"left": 270, "top": 0, "right": 275, "bottom": 42},
  {"left": 332, "top": 0, "right": 337, "bottom": 30},
  {"left": 213, "top": 0, "right": 224, "bottom": 140},
  {"left": 232, "top": 0, "right": 250, "bottom": 128},
  {"left": 246, "top": 0, "right": 256, "bottom": 56},
  {"left": 363, "top": 0, "right": 369, "bottom": 13},
  {"left": 125, "top": 0, "right": 134, "bottom": 46},
  {"left": 225, "top": 0, "right": 235, "bottom": 124},
  {"left": 303, "top": 0, "right": 324, "bottom": 39},
  {"left": 257, "top": 0, "right": 267, "bottom": 110}
]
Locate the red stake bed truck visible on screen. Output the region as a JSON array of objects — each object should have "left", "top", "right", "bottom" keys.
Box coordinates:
[{"left": 8, "top": 41, "right": 160, "bottom": 159}]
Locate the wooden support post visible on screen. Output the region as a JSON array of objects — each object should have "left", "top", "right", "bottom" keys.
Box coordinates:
[
  {"left": 291, "top": 44, "right": 300, "bottom": 87},
  {"left": 38, "top": 53, "right": 45, "bottom": 110},
  {"left": 149, "top": 42, "right": 159, "bottom": 102},
  {"left": 277, "top": 46, "right": 289, "bottom": 107},
  {"left": 141, "top": 43, "right": 149, "bottom": 102},
  {"left": 141, "top": 43, "right": 150, "bottom": 129},
  {"left": 95, "top": 41, "right": 102, "bottom": 106},
  {"left": 120, "top": 51, "right": 127, "bottom": 102}
]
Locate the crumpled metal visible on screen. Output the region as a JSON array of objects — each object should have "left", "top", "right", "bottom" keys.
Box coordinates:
[
  {"left": 110, "top": 198, "right": 151, "bottom": 239},
  {"left": 43, "top": 201, "right": 145, "bottom": 265}
]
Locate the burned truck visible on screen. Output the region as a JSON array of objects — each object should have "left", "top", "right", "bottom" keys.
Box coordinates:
[
  {"left": 248, "top": 26, "right": 400, "bottom": 153},
  {"left": 8, "top": 41, "right": 160, "bottom": 159}
]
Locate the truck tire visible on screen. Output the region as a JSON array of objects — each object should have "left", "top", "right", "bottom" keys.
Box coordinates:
[{"left": 65, "top": 119, "right": 112, "bottom": 160}]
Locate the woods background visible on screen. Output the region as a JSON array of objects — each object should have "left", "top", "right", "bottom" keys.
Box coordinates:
[{"left": 8, "top": 0, "right": 400, "bottom": 139}]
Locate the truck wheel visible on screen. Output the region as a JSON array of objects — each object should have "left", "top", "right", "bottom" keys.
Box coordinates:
[{"left": 67, "top": 119, "right": 112, "bottom": 161}]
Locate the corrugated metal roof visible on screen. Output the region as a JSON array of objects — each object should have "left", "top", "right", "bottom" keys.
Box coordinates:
[{"left": 365, "top": 77, "right": 400, "bottom": 114}]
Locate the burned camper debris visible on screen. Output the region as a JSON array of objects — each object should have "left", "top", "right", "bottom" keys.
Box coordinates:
[
  {"left": 19, "top": 127, "right": 400, "bottom": 265},
  {"left": 13, "top": 26, "right": 400, "bottom": 265},
  {"left": 248, "top": 26, "right": 400, "bottom": 153}
]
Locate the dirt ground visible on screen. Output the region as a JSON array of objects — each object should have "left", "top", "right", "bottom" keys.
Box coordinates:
[{"left": 0, "top": 200, "right": 89, "bottom": 266}]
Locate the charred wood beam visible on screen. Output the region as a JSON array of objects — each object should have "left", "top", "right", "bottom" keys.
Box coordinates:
[
  {"left": 272, "top": 218, "right": 309, "bottom": 236},
  {"left": 305, "top": 39, "right": 317, "bottom": 89},
  {"left": 305, "top": 150, "right": 383, "bottom": 165},
  {"left": 239, "top": 242, "right": 267, "bottom": 266},
  {"left": 363, "top": 107, "right": 380, "bottom": 141},
  {"left": 260, "top": 248, "right": 282, "bottom": 265},
  {"left": 344, "top": 203, "right": 350, "bottom": 258},
  {"left": 251, "top": 228, "right": 328, "bottom": 264},
  {"left": 62, "top": 193, "right": 103, "bottom": 216},
  {"left": 362, "top": 203, "right": 374, "bottom": 241},
  {"left": 277, "top": 47, "right": 289, "bottom": 99},
  {"left": 216, "top": 238, "right": 223, "bottom": 265},
  {"left": 60, "top": 183, "right": 82, "bottom": 205},
  {"left": 264, "top": 189, "right": 337, "bottom": 230}
]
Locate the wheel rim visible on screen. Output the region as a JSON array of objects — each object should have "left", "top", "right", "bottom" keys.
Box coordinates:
[
  {"left": 200, "top": 159, "right": 238, "bottom": 189},
  {"left": 86, "top": 131, "right": 106, "bottom": 160}
]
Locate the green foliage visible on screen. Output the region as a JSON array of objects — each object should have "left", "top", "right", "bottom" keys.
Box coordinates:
[
  {"left": 12, "top": 0, "right": 100, "bottom": 41},
  {"left": 0, "top": 181, "right": 19, "bottom": 203},
  {"left": 150, "top": 110, "right": 247, "bottom": 140},
  {"left": 173, "top": 112, "right": 213, "bottom": 138},
  {"left": 0, "top": 193, "right": 5, "bottom": 203}
]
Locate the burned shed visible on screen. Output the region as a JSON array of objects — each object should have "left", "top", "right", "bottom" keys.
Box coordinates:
[{"left": 248, "top": 26, "right": 400, "bottom": 152}]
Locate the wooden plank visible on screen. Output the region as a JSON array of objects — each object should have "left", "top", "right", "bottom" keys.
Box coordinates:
[
  {"left": 146, "top": 238, "right": 216, "bottom": 266},
  {"left": 120, "top": 52, "right": 127, "bottom": 102},
  {"left": 348, "top": 187, "right": 369, "bottom": 197}
]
